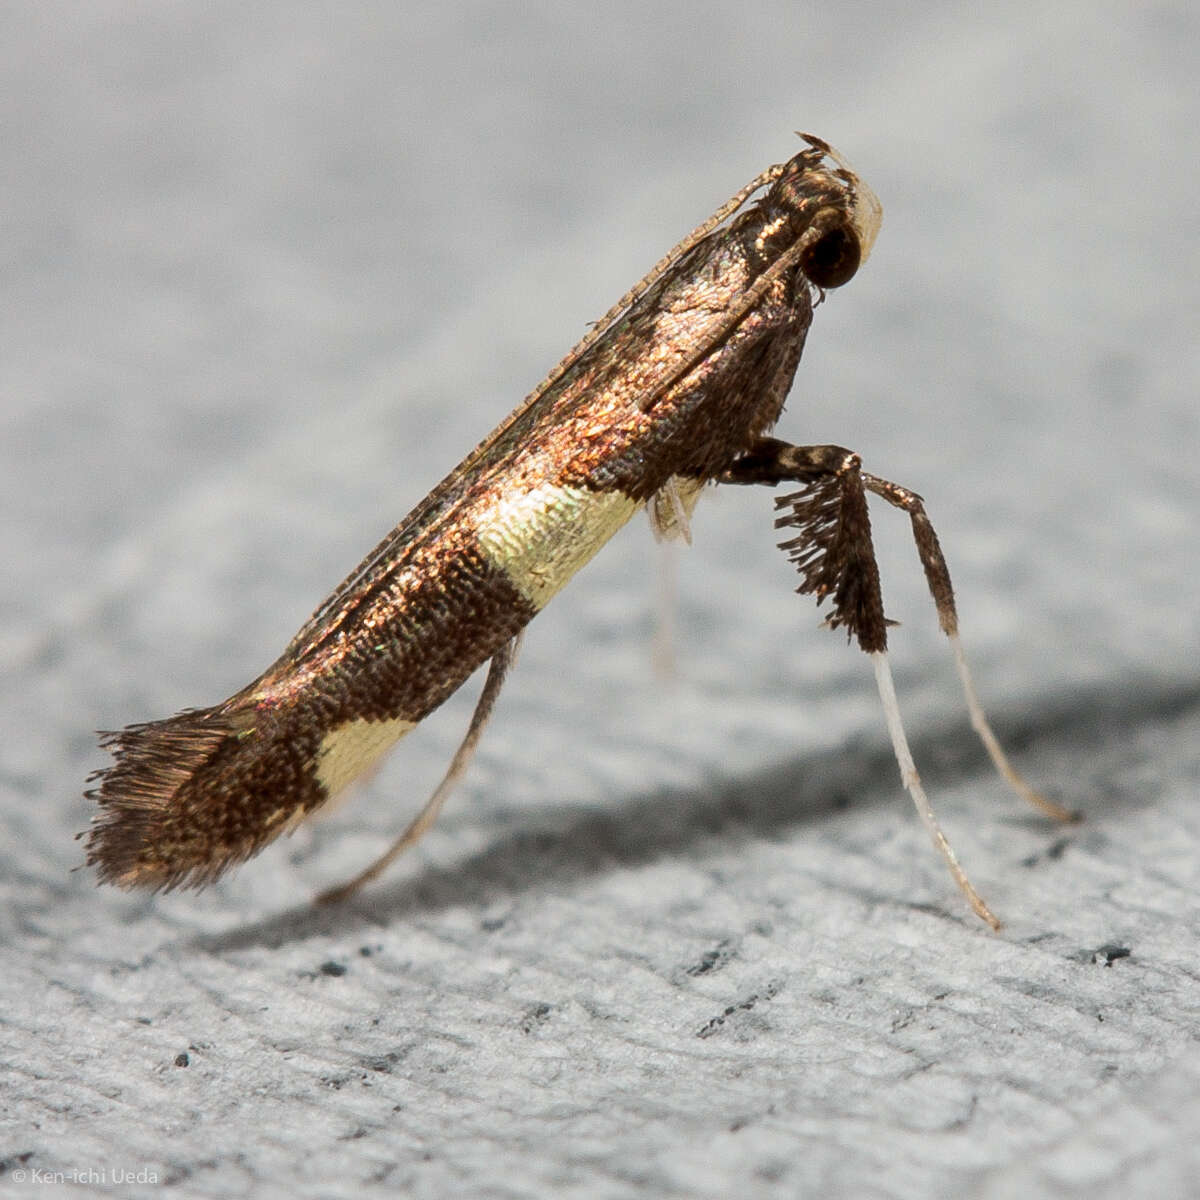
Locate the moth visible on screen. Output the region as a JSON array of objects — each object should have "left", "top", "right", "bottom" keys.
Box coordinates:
[{"left": 84, "top": 135, "right": 1073, "bottom": 927}]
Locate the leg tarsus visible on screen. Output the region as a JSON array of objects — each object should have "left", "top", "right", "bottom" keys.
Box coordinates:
[
  {"left": 860, "top": 472, "right": 1078, "bottom": 825},
  {"left": 871, "top": 651, "right": 1002, "bottom": 930},
  {"left": 947, "top": 633, "right": 1080, "bottom": 823}
]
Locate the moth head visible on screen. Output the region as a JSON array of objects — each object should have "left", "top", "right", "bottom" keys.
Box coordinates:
[{"left": 780, "top": 136, "right": 883, "bottom": 289}]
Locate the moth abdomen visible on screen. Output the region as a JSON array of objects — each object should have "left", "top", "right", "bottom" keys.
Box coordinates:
[{"left": 83, "top": 698, "right": 383, "bottom": 891}]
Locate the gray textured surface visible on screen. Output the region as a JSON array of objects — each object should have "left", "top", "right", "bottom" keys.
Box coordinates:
[{"left": 3, "top": 4, "right": 1199, "bottom": 1197}]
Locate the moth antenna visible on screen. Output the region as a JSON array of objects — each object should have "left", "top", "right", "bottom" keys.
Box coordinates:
[
  {"left": 870, "top": 651, "right": 1002, "bottom": 930},
  {"left": 317, "top": 633, "right": 522, "bottom": 904}
]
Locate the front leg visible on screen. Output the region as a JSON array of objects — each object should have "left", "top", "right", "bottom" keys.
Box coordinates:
[
  {"left": 720, "top": 438, "right": 890, "bottom": 654},
  {"left": 718, "top": 436, "right": 1074, "bottom": 929},
  {"left": 723, "top": 435, "right": 1073, "bottom": 824}
]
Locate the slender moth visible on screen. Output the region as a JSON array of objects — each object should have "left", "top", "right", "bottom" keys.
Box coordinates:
[{"left": 83, "top": 135, "right": 1074, "bottom": 927}]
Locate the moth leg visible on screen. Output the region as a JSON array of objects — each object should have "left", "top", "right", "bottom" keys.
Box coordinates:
[
  {"left": 859, "top": 472, "right": 1077, "bottom": 824},
  {"left": 317, "top": 633, "right": 522, "bottom": 905},
  {"left": 719, "top": 439, "right": 891, "bottom": 650},
  {"left": 723, "top": 438, "right": 1074, "bottom": 818},
  {"left": 646, "top": 476, "right": 708, "bottom": 677},
  {"left": 647, "top": 475, "right": 702, "bottom": 545},
  {"left": 720, "top": 438, "right": 1013, "bottom": 928},
  {"left": 719, "top": 438, "right": 852, "bottom": 488}
]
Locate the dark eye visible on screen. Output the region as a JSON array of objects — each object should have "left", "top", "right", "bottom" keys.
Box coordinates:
[{"left": 801, "top": 226, "right": 861, "bottom": 288}]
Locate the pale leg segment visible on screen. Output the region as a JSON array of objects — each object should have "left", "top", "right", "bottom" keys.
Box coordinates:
[
  {"left": 861, "top": 472, "right": 1078, "bottom": 825},
  {"left": 870, "top": 650, "right": 1001, "bottom": 929}
]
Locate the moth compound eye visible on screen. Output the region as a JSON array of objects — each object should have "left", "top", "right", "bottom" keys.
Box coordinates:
[{"left": 800, "top": 225, "right": 861, "bottom": 289}]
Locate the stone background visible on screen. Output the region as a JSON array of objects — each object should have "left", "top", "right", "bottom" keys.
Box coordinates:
[{"left": 3, "top": 3, "right": 1197, "bottom": 1197}]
